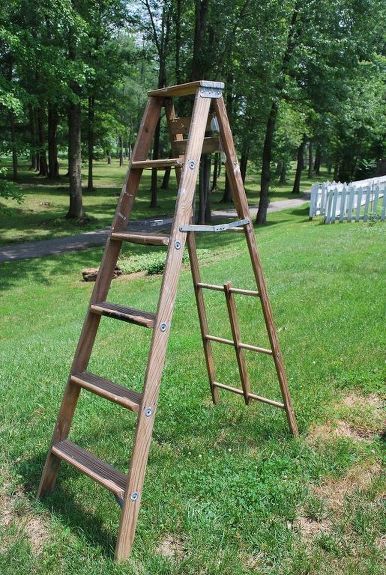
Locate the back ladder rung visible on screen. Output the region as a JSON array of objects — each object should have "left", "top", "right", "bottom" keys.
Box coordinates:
[
  {"left": 213, "top": 382, "right": 285, "bottom": 408},
  {"left": 111, "top": 232, "right": 170, "bottom": 246},
  {"left": 90, "top": 302, "right": 156, "bottom": 328},
  {"left": 197, "top": 282, "right": 259, "bottom": 297},
  {"left": 205, "top": 334, "right": 273, "bottom": 355},
  {"left": 131, "top": 158, "right": 183, "bottom": 170},
  {"left": 180, "top": 218, "right": 249, "bottom": 233}
]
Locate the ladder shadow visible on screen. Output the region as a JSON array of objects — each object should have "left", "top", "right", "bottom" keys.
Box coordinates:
[{"left": 16, "top": 453, "right": 118, "bottom": 557}]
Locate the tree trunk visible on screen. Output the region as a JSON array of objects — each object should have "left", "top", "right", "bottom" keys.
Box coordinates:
[
  {"left": 308, "top": 141, "right": 313, "bottom": 178},
  {"left": 211, "top": 153, "right": 219, "bottom": 191},
  {"left": 161, "top": 166, "right": 171, "bottom": 190},
  {"left": 107, "top": 154, "right": 111, "bottom": 164},
  {"left": 119, "top": 135, "right": 123, "bottom": 167},
  {"left": 150, "top": 120, "right": 161, "bottom": 208},
  {"left": 48, "top": 103, "right": 59, "bottom": 179},
  {"left": 240, "top": 146, "right": 249, "bottom": 183},
  {"left": 314, "top": 144, "right": 321, "bottom": 175},
  {"left": 256, "top": 100, "right": 278, "bottom": 224},
  {"left": 191, "top": 0, "right": 209, "bottom": 82},
  {"left": 221, "top": 173, "right": 232, "bottom": 203},
  {"left": 333, "top": 159, "right": 340, "bottom": 181},
  {"left": 66, "top": 102, "right": 83, "bottom": 219},
  {"left": 256, "top": 3, "right": 300, "bottom": 224},
  {"left": 175, "top": 0, "right": 182, "bottom": 84},
  {"left": 292, "top": 137, "right": 306, "bottom": 193},
  {"left": 37, "top": 107, "right": 48, "bottom": 177},
  {"left": 204, "top": 156, "right": 212, "bottom": 223},
  {"left": 197, "top": 155, "right": 211, "bottom": 223},
  {"left": 279, "top": 162, "right": 287, "bottom": 184},
  {"left": 29, "top": 106, "right": 38, "bottom": 170},
  {"left": 87, "top": 96, "right": 94, "bottom": 192},
  {"left": 10, "top": 113, "right": 18, "bottom": 181}
]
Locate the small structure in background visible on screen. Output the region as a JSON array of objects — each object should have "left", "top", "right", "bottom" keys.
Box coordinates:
[{"left": 309, "top": 176, "right": 386, "bottom": 223}]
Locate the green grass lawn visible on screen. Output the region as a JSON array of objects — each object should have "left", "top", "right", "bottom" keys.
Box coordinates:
[
  {"left": 0, "top": 207, "right": 384, "bottom": 574},
  {"left": 0, "top": 158, "right": 325, "bottom": 246}
]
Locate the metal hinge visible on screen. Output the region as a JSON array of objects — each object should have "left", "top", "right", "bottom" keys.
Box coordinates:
[
  {"left": 179, "top": 218, "right": 249, "bottom": 233},
  {"left": 198, "top": 87, "right": 223, "bottom": 99}
]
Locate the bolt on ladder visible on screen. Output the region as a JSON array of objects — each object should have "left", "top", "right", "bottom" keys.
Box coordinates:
[{"left": 38, "top": 80, "right": 298, "bottom": 562}]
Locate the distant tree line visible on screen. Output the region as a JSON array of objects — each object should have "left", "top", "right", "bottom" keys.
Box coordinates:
[{"left": 0, "top": 0, "right": 385, "bottom": 223}]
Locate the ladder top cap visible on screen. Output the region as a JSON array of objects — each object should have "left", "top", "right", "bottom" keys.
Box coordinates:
[{"left": 148, "top": 80, "right": 224, "bottom": 98}]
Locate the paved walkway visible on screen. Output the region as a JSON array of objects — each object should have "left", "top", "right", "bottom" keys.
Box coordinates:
[{"left": 0, "top": 197, "right": 307, "bottom": 263}]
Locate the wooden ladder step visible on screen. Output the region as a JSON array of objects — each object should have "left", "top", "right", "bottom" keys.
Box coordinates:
[
  {"left": 90, "top": 302, "right": 156, "bottom": 328},
  {"left": 71, "top": 372, "right": 142, "bottom": 411},
  {"left": 111, "top": 232, "right": 169, "bottom": 246},
  {"left": 131, "top": 158, "right": 182, "bottom": 170},
  {"left": 51, "top": 439, "right": 127, "bottom": 498},
  {"left": 148, "top": 79, "right": 224, "bottom": 97},
  {"left": 173, "top": 136, "right": 220, "bottom": 155}
]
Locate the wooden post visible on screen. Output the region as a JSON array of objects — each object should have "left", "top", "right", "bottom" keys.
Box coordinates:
[{"left": 115, "top": 91, "right": 212, "bottom": 561}]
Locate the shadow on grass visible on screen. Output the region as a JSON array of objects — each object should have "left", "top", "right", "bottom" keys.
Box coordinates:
[
  {"left": 0, "top": 211, "right": 291, "bottom": 293},
  {"left": 285, "top": 206, "right": 310, "bottom": 221},
  {"left": 17, "top": 452, "right": 117, "bottom": 556},
  {"left": 0, "top": 248, "right": 104, "bottom": 292}
]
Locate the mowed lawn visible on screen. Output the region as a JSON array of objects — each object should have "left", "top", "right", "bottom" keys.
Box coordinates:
[
  {"left": 0, "top": 158, "right": 323, "bottom": 246},
  {"left": 0, "top": 208, "right": 385, "bottom": 574}
]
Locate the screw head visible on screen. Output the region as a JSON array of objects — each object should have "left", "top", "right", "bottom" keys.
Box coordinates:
[
  {"left": 160, "top": 322, "right": 168, "bottom": 332},
  {"left": 130, "top": 491, "right": 139, "bottom": 501},
  {"left": 174, "top": 240, "right": 181, "bottom": 250},
  {"left": 188, "top": 160, "right": 196, "bottom": 170},
  {"left": 144, "top": 407, "right": 153, "bottom": 417}
]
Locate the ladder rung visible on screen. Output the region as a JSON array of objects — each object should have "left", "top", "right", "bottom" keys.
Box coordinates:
[
  {"left": 111, "top": 232, "right": 170, "bottom": 246},
  {"left": 173, "top": 136, "right": 220, "bottom": 155},
  {"left": 90, "top": 302, "right": 156, "bottom": 328},
  {"left": 213, "top": 382, "right": 285, "bottom": 408},
  {"left": 71, "top": 372, "right": 142, "bottom": 412},
  {"left": 131, "top": 158, "right": 182, "bottom": 169},
  {"left": 148, "top": 80, "right": 224, "bottom": 97},
  {"left": 206, "top": 334, "right": 234, "bottom": 346},
  {"left": 205, "top": 334, "right": 272, "bottom": 355},
  {"left": 52, "top": 440, "right": 127, "bottom": 498},
  {"left": 197, "top": 282, "right": 259, "bottom": 296},
  {"left": 239, "top": 343, "right": 273, "bottom": 355}
]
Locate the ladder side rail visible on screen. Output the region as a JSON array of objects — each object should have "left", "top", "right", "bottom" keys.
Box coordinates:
[
  {"left": 213, "top": 96, "right": 299, "bottom": 437},
  {"left": 38, "top": 97, "right": 164, "bottom": 498},
  {"left": 115, "top": 93, "right": 213, "bottom": 561},
  {"left": 187, "top": 232, "right": 220, "bottom": 403},
  {"left": 164, "top": 98, "right": 220, "bottom": 404},
  {"left": 224, "top": 282, "right": 251, "bottom": 404}
]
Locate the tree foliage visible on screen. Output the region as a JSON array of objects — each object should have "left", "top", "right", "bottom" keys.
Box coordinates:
[{"left": 0, "top": 0, "right": 384, "bottom": 220}]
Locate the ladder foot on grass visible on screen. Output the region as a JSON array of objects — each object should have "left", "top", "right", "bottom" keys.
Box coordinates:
[{"left": 38, "top": 79, "right": 298, "bottom": 561}]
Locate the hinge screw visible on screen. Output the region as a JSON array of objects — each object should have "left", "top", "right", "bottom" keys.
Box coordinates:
[
  {"left": 130, "top": 491, "right": 139, "bottom": 502},
  {"left": 160, "top": 322, "right": 168, "bottom": 332}
]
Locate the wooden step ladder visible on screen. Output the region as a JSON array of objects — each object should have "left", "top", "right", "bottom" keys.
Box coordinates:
[{"left": 38, "top": 80, "right": 298, "bottom": 561}]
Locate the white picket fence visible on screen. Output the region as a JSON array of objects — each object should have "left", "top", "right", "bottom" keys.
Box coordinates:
[{"left": 309, "top": 176, "right": 386, "bottom": 223}]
